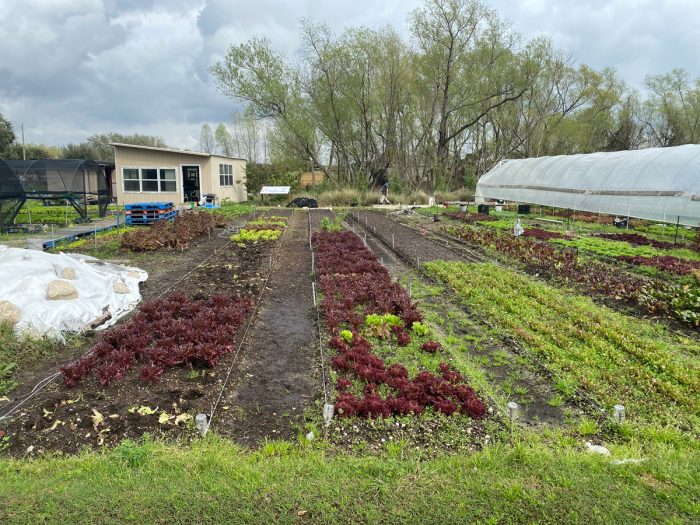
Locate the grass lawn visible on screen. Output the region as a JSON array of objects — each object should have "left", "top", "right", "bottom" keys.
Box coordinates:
[{"left": 0, "top": 436, "right": 697, "bottom": 524}]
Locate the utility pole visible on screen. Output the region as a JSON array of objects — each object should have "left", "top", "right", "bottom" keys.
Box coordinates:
[{"left": 21, "top": 123, "right": 25, "bottom": 160}]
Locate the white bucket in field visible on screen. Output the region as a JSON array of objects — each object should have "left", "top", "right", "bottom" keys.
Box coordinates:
[{"left": 459, "top": 203, "right": 467, "bottom": 212}]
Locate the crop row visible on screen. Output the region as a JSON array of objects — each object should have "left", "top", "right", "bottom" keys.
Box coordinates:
[
  {"left": 313, "top": 230, "right": 486, "bottom": 419},
  {"left": 423, "top": 261, "right": 700, "bottom": 430},
  {"left": 443, "top": 211, "right": 497, "bottom": 224},
  {"left": 61, "top": 293, "right": 253, "bottom": 387},
  {"left": 121, "top": 211, "right": 225, "bottom": 251},
  {"left": 231, "top": 216, "right": 288, "bottom": 243},
  {"left": 596, "top": 232, "right": 678, "bottom": 251},
  {"left": 444, "top": 224, "right": 700, "bottom": 327}
]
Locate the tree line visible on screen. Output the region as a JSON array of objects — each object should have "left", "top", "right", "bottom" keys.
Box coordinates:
[
  {"left": 210, "top": 0, "right": 700, "bottom": 190},
  {"left": 0, "top": 117, "right": 167, "bottom": 162}
]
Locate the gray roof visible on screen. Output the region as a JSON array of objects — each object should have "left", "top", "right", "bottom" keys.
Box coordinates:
[{"left": 110, "top": 142, "right": 247, "bottom": 161}]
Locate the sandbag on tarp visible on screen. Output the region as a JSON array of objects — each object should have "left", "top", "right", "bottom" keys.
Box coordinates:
[{"left": 0, "top": 245, "right": 148, "bottom": 336}]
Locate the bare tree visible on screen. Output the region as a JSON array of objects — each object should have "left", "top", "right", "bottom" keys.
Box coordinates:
[{"left": 199, "top": 123, "right": 215, "bottom": 153}]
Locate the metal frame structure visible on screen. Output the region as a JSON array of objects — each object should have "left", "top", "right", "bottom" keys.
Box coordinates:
[{"left": 0, "top": 159, "right": 110, "bottom": 231}]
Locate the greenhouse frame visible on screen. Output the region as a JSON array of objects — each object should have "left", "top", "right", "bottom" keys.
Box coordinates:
[
  {"left": 475, "top": 145, "right": 700, "bottom": 227},
  {"left": 0, "top": 159, "right": 110, "bottom": 232}
]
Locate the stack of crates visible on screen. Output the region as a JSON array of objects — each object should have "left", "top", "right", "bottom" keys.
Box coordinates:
[{"left": 124, "top": 202, "right": 176, "bottom": 226}]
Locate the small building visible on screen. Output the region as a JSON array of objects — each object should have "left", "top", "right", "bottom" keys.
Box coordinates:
[{"left": 112, "top": 143, "right": 247, "bottom": 206}]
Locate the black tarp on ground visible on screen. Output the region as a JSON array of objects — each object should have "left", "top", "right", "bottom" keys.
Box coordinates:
[{"left": 287, "top": 197, "right": 318, "bottom": 208}]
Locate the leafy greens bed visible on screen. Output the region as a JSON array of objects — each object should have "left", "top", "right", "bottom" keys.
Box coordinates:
[{"left": 313, "top": 230, "right": 486, "bottom": 420}]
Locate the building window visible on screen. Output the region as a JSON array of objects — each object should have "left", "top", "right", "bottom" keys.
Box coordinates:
[
  {"left": 219, "top": 164, "right": 234, "bottom": 186},
  {"left": 122, "top": 167, "right": 178, "bottom": 193},
  {"left": 123, "top": 168, "right": 140, "bottom": 191},
  {"left": 160, "top": 169, "right": 177, "bottom": 192}
]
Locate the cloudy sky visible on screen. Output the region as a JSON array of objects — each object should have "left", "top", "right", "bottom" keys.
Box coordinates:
[{"left": 1, "top": 0, "right": 698, "bottom": 150}]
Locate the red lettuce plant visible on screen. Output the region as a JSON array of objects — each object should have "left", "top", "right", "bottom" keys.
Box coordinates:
[
  {"left": 61, "top": 293, "right": 253, "bottom": 387},
  {"left": 314, "top": 230, "right": 487, "bottom": 420}
]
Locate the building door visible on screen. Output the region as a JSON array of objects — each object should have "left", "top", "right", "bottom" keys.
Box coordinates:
[{"left": 182, "top": 166, "right": 200, "bottom": 202}]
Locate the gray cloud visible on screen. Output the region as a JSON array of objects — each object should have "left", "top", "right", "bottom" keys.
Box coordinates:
[{"left": 0, "top": 0, "right": 698, "bottom": 150}]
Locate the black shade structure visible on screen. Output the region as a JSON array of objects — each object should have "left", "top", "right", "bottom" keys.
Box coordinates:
[{"left": 0, "top": 159, "right": 110, "bottom": 231}]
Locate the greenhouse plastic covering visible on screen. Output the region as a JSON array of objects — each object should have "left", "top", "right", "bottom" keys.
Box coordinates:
[{"left": 476, "top": 145, "right": 700, "bottom": 226}]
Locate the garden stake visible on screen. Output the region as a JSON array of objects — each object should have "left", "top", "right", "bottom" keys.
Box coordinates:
[
  {"left": 195, "top": 413, "right": 209, "bottom": 436},
  {"left": 323, "top": 403, "right": 334, "bottom": 427},
  {"left": 613, "top": 404, "right": 625, "bottom": 424},
  {"left": 392, "top": 233, "right": 394, "bottom": 249},
  {"left": 507, "top": 401, "right": 519, "bottom": 444},
  {"left": 312, "top": 282, "right": 316, "bottom": 307}
]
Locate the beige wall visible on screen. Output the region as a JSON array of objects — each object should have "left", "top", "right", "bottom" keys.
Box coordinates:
[
  {"left": 113, "top": 146, "right": 247, "bottom": 206},
  {"left": 209, "top": 156, "right": 247, "bottom": 203}
]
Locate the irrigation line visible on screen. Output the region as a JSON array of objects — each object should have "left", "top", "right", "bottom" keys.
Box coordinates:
[
  {"left": 205, "top": 212, "right": 291, "bottom": 435},
  {"left": 309, "top": 209, "right": 331, "bottom": 406},
  {"left": 0, "top": 218, "right": 246, "bottom": 423}
]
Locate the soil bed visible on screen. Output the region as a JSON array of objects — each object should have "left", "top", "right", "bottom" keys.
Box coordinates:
[
  {"left": 1, "top": 219, "right": 272, "bottom": 456},
  {"left": 212, "top": 210, "right": 320, "bottom": 445}
]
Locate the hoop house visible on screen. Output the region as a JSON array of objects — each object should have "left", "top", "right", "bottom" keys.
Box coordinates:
[
  {"left": 475, "top": 145, "right": 700, "bottom": 226},
  {"left": 0, "top": 159, "right": 110, "bottom": 231}
]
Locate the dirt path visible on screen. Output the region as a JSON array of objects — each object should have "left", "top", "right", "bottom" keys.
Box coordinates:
[{"left": 213, "top": 211, "right": 319, "bottom": 445}]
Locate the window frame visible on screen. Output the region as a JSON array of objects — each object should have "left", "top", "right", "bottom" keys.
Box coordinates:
[
  {"left": 219, "top": 163, "right": 234, "bottom": 187},
  {"left": 122, "top": 167, "right": 179, "bottom": 193}
]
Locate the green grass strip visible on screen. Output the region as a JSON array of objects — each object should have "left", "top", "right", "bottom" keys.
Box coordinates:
[{"left": 0, "top": 437, "right": 698, "bottom": 524}]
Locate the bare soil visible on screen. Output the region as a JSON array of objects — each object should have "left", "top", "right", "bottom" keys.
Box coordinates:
[{"left": 211, "top": 211, "right": 320, "bottom": 445}]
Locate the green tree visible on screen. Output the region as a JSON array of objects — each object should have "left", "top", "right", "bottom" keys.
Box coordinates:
[
  {"left": 0, "top": 113, "right": 16, "bottom": 158},
  {"left": 643, "top": 68, "right": 700, "bottom": 146},
  {"left": 409, "top": 0, "right": 534, "bottom": 187},
  {"left": 210, "top": 37, "right": 324, "bottom": 179},
  {"left": 214, "top": 123, "right": 235, "bottom": 156},
  {"left": 61, "top": 133, "right": 168, "bottom": 161}
]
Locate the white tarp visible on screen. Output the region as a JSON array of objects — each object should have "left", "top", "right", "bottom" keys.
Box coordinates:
[
  {"left": 0, "top": 245, "right": 147, "bottom": 336},
  {"left": 476, "top": 145, "right": 700, "bottom": 226}
]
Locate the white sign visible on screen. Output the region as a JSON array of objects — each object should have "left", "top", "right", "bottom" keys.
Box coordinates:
[{"left": 260, "top": 186, "right": 291, "bottom": 195}]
